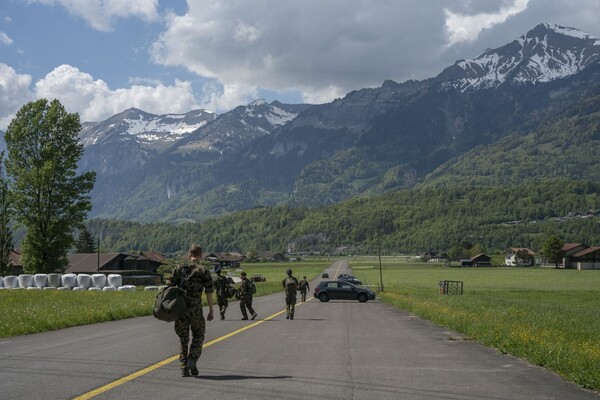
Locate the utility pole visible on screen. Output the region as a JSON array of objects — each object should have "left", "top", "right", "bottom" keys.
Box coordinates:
[
  {"left": 378, "top": 230, "right": 384, "bottom": 292},
  {"left": 97, "top": 238, "right": 100, "bottom": 273}
]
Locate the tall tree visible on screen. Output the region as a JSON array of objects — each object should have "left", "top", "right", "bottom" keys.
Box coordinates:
[
  {"left": 75, "top": 226, "right": 96, "bottom": 253},
  {"left": 0, "top": 153, "right": 13, "bottom": 276},
  {"left": 5, "top": 99, "right": 96, "bottom": 273},
  {"left": 542, "top": 235, "right": 564, "bottom": 269}
]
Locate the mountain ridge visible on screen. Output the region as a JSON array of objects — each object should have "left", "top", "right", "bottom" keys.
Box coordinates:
[{"left": 79, "top": 22, "right": 600, "bottom": 223}]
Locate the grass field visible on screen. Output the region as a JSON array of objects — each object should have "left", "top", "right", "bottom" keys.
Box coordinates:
[{"left": 349, "top": 256, "right": 600, "bottom": 392}]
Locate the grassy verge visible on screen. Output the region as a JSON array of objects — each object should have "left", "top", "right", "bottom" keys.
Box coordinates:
[
  {"left": 350, "top": 257, "right": 600, "bottom": 392},
  {"left": 0, "top": 289, "right": 157, "bottom": 337},
  {"left": 0, "top": 259, "right": 331, "bottom": 338}
]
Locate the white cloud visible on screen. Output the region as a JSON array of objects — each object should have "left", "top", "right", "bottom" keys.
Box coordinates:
[
  {"left": 33, "top": 64, "right": 201, "bottom": 122},
  {"left": 444, "top": 0, "right": 531, "bottom": 46},
  {"left": 0, "top": 64, "right": 34, "bottom": 130},
  {"left": 27, "top": 0, "right": 159, "bottom": 31},
  {"left": 0, "top": 31, "right": 13, "bottom": 45},
  {"left": 151, "top": 1, "right": 456, "bottom": 105}
]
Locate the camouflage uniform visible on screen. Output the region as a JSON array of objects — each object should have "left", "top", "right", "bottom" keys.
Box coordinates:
[
  {"left": 238, "top": 276, "right": 257, "bottom": 320},
  {"left": 213, "top": 271, "right": 231, "bottom": 320},
  {"left": 282, "top": 272, "right": 299, "bottom": 319},
  {"left": 298, "top": 277, "right": 310, "bottom": 302},
  {"left": 167, "top": 263, "right": 214, "bottom": 373}
]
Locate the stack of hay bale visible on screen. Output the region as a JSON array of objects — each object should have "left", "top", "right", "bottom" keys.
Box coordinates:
[{"left": 0, "top": 273, "right": 136, "bottom": 291}]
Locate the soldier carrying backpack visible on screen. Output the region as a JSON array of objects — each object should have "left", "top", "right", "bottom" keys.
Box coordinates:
[
  {"left": 298, "top": 276, "right": 310, "bottom": 302},
  {"left": 282, "top": 269, "right": 299, "bottom": 320}
]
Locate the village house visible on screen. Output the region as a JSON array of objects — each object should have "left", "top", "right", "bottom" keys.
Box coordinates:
[
  {"left": 504, "top": 248, "right": 535, "bottom": 266},
  {"left": 66, "top": 252, "right": 164, "bottom": 285},
  {"left": 560, "top": 243, "right": 600, "bottom": 270},
  {"left": 461, "top": 253, "right": 492, "bottom": 267},
  {"left": 203, "top": 252, "right": 246, "bottom": 269}
]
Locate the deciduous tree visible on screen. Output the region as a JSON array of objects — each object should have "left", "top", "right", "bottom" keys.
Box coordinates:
[
  {"left": 0, "top": 153, "right": 13, "bottom": 276},
  {"left": 5, "top": 99, "right": 96, "bottom": 273},
  {"left": 542, "top": 235, "right": 564, "bottom": 269}
]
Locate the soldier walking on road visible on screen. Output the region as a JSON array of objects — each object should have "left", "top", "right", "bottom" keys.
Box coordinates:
[
  {"left": 298, "top": 276, "right": 310, "bottom": 302},
  {"left": 213, "top": 267, "right": 232, "bottom": 320},
  {"left": 282, "top": 269, "right": 299, "bottom": 319},
  {"left": 166, "top": 243, "right": 214, "bottom": 377},
  {"left": 238, "top": 271, "right": 257, "bottom": 320}
]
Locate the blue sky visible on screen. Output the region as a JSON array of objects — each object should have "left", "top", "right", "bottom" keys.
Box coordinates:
[{"left": 1, "top": 0, "right": 599, "bottom": 129}]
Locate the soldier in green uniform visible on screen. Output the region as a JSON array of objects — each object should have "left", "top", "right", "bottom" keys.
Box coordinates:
[
  {"left": 167, "top": 244, "right": 214, "bottom": 377},
  {"left": 213, "top": 267, "right": 231, "bottom": 320},
  {"left": 282, "top": 269, "right": 299, "bottom": 319},
  {"left": 238, "top": 271, "right": 257, "bottom": 320},
  {"left": 298, "top": 276, "right": 310, "bottom": 302}
]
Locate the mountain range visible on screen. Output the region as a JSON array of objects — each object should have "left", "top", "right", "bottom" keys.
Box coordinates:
[{"left": 78, "top": 22, "right": 600, "bottom": 223}]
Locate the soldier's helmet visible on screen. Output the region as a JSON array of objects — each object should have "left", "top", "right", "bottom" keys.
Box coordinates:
[{"left": 286, "top": 269, "right": 292, "bottom": 275}]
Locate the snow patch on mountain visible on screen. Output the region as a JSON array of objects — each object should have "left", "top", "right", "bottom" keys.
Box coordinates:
[{"left": 437, "top": 23, "right": 600, "bottom": 92}]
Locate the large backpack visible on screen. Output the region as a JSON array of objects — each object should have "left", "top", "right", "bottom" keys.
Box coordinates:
[
  {"left": 153, "top": 286, "right": 187, "bottom": 322},
  {"left": 247, "top": 280, "right": 257, "bottom": 295},
  {"left": 153, "top": 265, "right": 189, "bottom": 322},
  {"left": 285, "top": 277, "right": 298, "bottom": 294}
]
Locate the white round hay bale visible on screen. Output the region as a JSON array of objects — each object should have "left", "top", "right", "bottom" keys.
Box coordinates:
[
  {"left": 4, "top": 275, "right": 18, "bottom": 288},
  {"left": 72, "top": 286, "right": 86, "bottom": 291},
  {"left": 144, "top": 286, "right": 159, "bottom": 291},
  {"left": 43, "top": 286, "right": 57, "bottom": 290},
  {"left": 18, "top": 274, "right": 34, "bottom": 288},
  {"left": 34, "top": 274, "right": 48, "bottom": 288},
  {"left": 61, "top": 273, "right": 77, "bottom": 288},
  {"left": 88, "top": 287, "right": 101, "bottom": 291},
  {"left": 77, "top": 274, "right": 92, "bottom": 289},
  {"left": 102, "top": 286, "right": 116, "bottom": 292},
  {"left": 91, "top": 274, "right": 107, "bottom": 288},
  {"left": 27, "top": 286, "right": 42, "bottom": 290},
  {"left": 48, "top": 273, "right": 62, "bottom": 288},
  {"left": 117, "top": 285, "right": 136, "bottom": 292},
  {"left": 57, "top": 286, "right": 71, "bottom": 291},
  {"left": 107, "top": 274, "right": 122, "bottom": 288},
  {"left": 0, "top": 276, "right": 3, "bottom": 287}
]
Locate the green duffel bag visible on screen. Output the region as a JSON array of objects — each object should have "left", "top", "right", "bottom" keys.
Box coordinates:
[
  {"left": 226, "top": 285, "right": 237, "bottom": 299},
  {"left": 153, "top": 286, "right": 187, "bottom": 322}
]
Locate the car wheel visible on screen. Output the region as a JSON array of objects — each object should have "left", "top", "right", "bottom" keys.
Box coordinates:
[
  {"left": 357, "top": 293, "right": 368, "bottom": 303},
  {"left": 319, "top": 293, "right": 329, "bottom": 302}
]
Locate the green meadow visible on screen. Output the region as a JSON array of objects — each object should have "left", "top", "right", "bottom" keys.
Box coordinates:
[{"left": 349, "top": 256, "right": 600, "bottom": 392}]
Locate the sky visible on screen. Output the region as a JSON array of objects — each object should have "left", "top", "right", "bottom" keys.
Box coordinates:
[{"left": 1, "top": 0, "right": 600, "bottom": 129}]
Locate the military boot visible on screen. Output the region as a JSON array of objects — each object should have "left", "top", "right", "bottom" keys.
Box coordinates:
[
  {"left": 188, "top": 360, "right": 199, "bottom": 376},
  {"left": 181, "top": 367, "right": 190, "bottom": 377}
]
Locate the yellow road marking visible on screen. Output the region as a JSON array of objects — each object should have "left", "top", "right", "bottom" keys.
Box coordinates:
[
  {"left": 74, "top": 299, "right": 312, "bottom": 399},
  {"left": 333, "top": 260, "right": 343, "bottom": 279}
]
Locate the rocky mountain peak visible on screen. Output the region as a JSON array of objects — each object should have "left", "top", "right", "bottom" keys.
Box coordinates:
[{"left": 434, "top": 22, "right": 600, "bottom": 91}]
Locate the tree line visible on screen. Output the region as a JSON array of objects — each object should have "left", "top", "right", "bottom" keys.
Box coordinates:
[{"left": 83, "top": 179, "right": 600, "bottom": 258}]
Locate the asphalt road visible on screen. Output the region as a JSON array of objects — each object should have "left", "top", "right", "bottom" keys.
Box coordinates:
[{"left": 0, "top": 260, "right": 598, "bottom": 399}]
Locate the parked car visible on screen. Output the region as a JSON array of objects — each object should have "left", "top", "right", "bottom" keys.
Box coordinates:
[
  {"left": 314, "top": 280, "right": 376, "bottom": 303},
  {"left": 321, "top": 272, "right": 329, "bottom": 278},
  {"left": 338, "top": 275, "right": 363, "bottom": 285}
]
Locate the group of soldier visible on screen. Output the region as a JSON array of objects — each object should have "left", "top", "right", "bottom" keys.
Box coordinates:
[{"left": 166, "top": 243, "right": 312, "bottom": 377}]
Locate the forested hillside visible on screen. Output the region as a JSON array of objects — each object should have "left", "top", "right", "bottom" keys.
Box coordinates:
[{"left": 86, "top": 179, "right": 600, "bottom": 256}]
